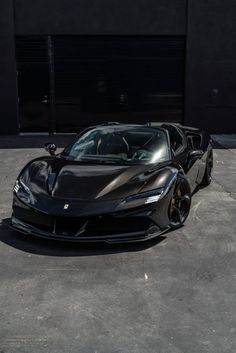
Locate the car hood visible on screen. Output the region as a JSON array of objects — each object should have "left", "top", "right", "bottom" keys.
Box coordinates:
[{"left": 21, "top": 157, "right": 170, "bottom": 202}]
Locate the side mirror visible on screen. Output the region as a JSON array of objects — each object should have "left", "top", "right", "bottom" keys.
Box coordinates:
[
  {"left": 189, "top": 149, "right": 204, "bottom": 159},
  {"left": 45, "top": 142, "right": 57, "bottom": 156}
]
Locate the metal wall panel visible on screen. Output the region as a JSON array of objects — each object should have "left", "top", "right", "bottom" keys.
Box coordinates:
[{"left": 15, "top": 0, "right": 186, "bottom": 35}]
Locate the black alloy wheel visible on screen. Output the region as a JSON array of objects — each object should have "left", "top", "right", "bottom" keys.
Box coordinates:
[{"left": 169, "top": 174, "right": 191, "bottom": 229}]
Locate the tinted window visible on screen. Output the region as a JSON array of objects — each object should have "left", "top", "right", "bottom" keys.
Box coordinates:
[
  {"left": 163, "top": 125, "right": 184, "bottom": 154},
  {"left": 62, "top": 126, "right": 170, "bottom": 165},
  {"left": 187, "top": 134, "right": 201, "bottom": 150}
]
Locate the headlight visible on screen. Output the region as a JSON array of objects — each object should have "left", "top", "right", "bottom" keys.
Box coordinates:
[
  {"left": 13, "top": 180, "right": 20, "bottom": 193},
  {"left": 13, "top": 177, "right": 33, "bottom": 204},
  {"left": 14, "top": 178, "right": 30, "bottom": 194},
  {"left": 125, "top": 187, "right": 164, "bottom": 205}
]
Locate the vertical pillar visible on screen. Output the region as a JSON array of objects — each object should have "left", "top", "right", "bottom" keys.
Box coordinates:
[{"left": 0, "top": 0, "right": 19, "bottom": 134}]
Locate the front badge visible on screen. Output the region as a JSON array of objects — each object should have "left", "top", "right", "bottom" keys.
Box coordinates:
[{"left": 64, "top": 203, "right": 69, "bottom": 210}]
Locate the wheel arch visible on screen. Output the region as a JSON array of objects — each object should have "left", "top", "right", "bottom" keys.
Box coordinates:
[{"left": 148, "top": 169, "right": 191, "bottom": 230}]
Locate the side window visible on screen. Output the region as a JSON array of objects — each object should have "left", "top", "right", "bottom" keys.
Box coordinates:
[
  {"left": 164, "top": 125, "right": 185, "bottom": 155},
  {"left": 187, "top": 134, "right": 201, "bottom": 150}
]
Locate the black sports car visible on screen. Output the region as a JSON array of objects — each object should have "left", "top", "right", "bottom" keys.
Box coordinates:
[{"left": 11, "top": 122, "right": 213, "bottom": 243}]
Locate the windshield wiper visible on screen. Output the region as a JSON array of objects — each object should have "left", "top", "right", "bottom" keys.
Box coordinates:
[
  {"left": 99, "top": 159, "right": 126, "bottom": 165},
  {"left": 80, "top": 159, "right": 126, "bottom": 165},
  {"left": 58, "top": 154, "right": 129, "bottom": 165}
]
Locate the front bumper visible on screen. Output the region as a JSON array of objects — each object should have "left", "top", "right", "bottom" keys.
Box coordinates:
[
  {"left": 11, "top": 216, "right": 168, "bottom": 243},
  {"left": 10, "top": 196, "right": 169, "bottom": 243}
]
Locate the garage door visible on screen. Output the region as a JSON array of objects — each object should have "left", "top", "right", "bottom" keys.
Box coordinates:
[
  {"left": 54, "top": 36, "right": 185, "bottom": 132},
  {"left": 16, "top": 36, "right": 185, "bottom": 133}
]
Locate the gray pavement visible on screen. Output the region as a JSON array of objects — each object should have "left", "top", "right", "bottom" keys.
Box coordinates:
[{"left": 0, "top": 135, "right": 236, "bottom": 353}]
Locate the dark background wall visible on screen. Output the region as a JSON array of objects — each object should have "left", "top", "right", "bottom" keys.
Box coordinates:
[
  {"left": 185, "top": 0, "right": 236, "bottom": 133},
  {"left": 0, "top": 0, "right": 18, "bottom": 134},
  {"left": 15, "top": 0, "right": 186, "bottom": 35},
  {"left": 0, "top": 0, "right": 235, "bottom": 134}
]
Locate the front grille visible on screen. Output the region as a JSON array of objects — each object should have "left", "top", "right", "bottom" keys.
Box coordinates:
[
  {"left": 13, "top": 206, "right": 152, "bottom": 238},
  {"left": 13, "top": 206, "right": 53, "bottom": 232},
  {"left": 55, "top": 217, "right": 88, "bottom": 236},
  {"left": 55, "top": 216, "right": 151, "bottom": 237}
]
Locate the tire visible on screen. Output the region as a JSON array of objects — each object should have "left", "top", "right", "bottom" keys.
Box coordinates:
[
  {"left": 201, "top": 149, "right": 213, "bottom": 186},
  {"left": 169, "top": 174, "right": 191, "bottom": 229}
]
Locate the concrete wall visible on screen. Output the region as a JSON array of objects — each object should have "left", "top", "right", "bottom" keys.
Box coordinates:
[
  {"left": 0, "top": 0, "right": 18, "bottom": 134},
  {"left": 15, "top": 0, "right": 186, "bottom": 35},
  {"left": 185, "top": 0, "right": 236, "bottom": 133}
]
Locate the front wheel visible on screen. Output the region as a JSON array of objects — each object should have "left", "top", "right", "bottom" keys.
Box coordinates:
[{"left": 169, "top": 174, "right": 191, "bottom": 229}]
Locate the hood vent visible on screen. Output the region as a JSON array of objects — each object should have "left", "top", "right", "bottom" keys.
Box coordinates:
[{"left": 47, "top": 173, "right": 57, "bottom": 194}]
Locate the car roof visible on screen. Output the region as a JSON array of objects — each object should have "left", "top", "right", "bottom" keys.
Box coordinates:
[
  {"left": 147, "top": 122, "right": 201, "bottom": 132},
  {"left": 96, "top": 121, "right": 180, "bottom": 130},
  {"left": 85, "top": 121, "right": 200, "bottom": 134}
]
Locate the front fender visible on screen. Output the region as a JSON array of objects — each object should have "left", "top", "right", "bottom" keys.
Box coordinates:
[{"left": 140, "top": 167, "right": 179, "bottom": 195}]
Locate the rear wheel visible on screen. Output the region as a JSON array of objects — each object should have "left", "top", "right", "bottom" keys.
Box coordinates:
[
  {"left": 169, "top": 174, "right": 191, "bottom": 229},
  {"left": 201, "top": 149, "right": 213, "bottom": 186}
]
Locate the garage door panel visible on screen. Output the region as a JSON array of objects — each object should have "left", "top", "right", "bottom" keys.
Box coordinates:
[
  {"left": 53, "top": 36, "right": 185, "bottom": 131},
  {"left": 16, "top": 35, "right": 185, "bottom": 132}
]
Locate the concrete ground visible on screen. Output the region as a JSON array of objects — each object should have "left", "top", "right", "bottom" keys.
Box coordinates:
[{"left": 0, "top": 135, "right": 236, "bottom": 353}]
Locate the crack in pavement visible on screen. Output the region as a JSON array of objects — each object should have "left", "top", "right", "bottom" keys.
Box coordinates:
[{"left": 212, "top": 177, "right": 236, "bottom": 201}]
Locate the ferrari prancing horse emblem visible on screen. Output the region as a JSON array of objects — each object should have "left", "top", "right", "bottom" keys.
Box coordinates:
[{"left": 64, "top": 203, "right": 69, "bottom": 210}]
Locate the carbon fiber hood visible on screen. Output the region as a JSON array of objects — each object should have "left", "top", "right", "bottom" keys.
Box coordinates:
[{"left": 20, "top": 157, "right": 170, "bottom": 202}]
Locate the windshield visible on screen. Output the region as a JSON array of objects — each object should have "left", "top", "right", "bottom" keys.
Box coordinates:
[{"left": 61, "top": 126, "right": 170, "bottom": 165}]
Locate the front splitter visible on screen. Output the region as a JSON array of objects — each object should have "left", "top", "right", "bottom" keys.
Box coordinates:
[{"left": 10, "top": 216, "right": 168, "bottom": 244}]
